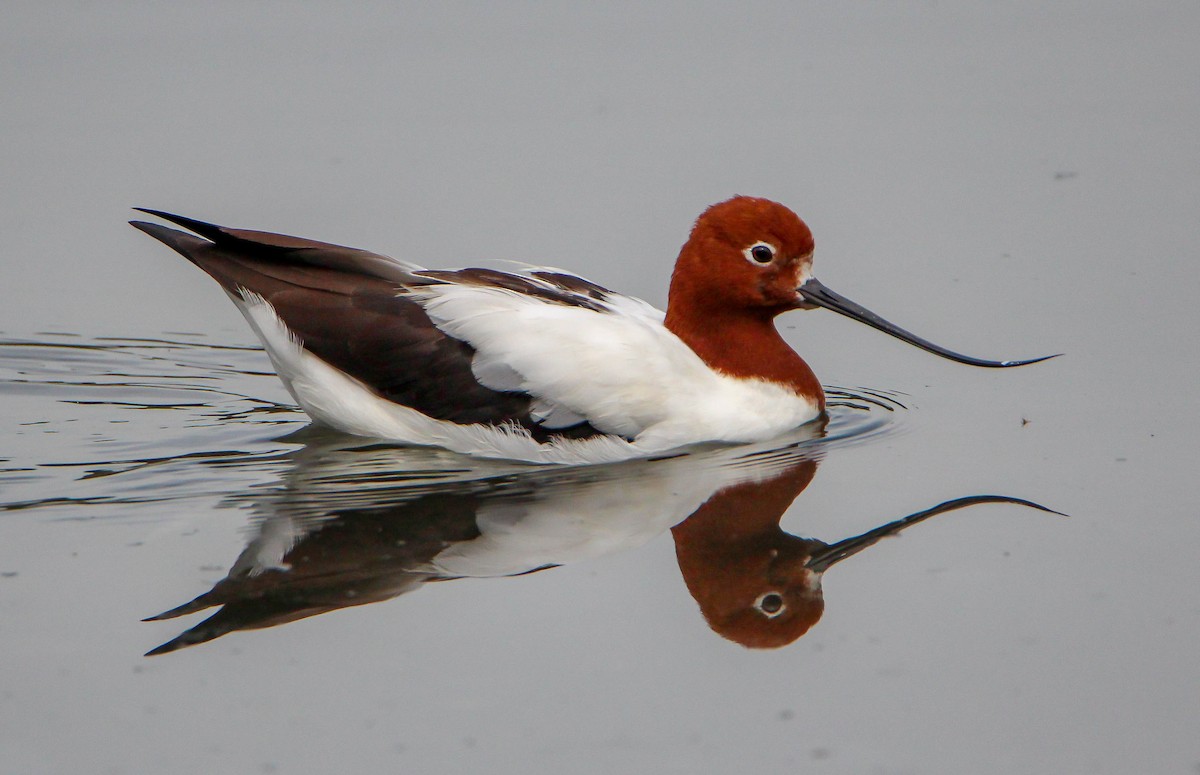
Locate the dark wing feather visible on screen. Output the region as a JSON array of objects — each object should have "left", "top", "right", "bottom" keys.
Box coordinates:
[
  {"left": 133, "top": 207, "right": 418, "bottom": 284},
  {"left": 131, "top": 211, "right": 603, "bottom": 439},
  {"left": 414, "top": 267, "right": 609, "bottom": 312}
]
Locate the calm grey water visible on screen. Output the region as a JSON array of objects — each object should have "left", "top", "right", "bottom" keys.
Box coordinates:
[{"left": 3, "top": 4, "right": 1199, "bottom": 774}]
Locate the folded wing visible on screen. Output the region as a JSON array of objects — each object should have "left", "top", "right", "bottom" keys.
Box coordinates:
[{"left": 130, "top": 210, "right": 609, "bottom": 441}]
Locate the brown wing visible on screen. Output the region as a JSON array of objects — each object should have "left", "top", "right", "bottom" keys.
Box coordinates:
[{"left": 130, "top": 210, "right": 602, "bottom": 438}]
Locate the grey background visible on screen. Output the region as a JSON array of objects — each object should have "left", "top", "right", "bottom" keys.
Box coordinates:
[{"left": 2, "top": 3, "right": 1198, "bottom": 774}]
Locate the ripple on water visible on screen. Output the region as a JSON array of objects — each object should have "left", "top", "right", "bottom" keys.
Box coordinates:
[{"left": 0, "top": 334, "right": 907, "bottom": 517}]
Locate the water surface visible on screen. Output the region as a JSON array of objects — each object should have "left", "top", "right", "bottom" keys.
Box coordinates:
[{"left": 3, "top": 4, "right": 1199, "bottom": 774}]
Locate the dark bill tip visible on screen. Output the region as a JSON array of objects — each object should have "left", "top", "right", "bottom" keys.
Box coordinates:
[{"left": 797, "top": 277, "right": 1060, "bottom": 368}]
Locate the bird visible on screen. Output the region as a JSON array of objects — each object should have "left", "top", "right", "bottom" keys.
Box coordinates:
[{"left": 130, "top": 196, "right": 1054, "bottom": 464}]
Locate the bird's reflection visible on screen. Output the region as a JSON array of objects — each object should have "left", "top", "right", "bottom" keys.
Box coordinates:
[
  {"left": 145, "top": 422, "right": 1056, "bottom": 655},
  {"left": 672, "top": 465, "right": 1052, "bottom": 648}
]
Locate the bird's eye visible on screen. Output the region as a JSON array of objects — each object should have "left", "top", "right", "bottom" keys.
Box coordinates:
[
  {"left": 746, "top": 242, "right": 776, "bottom": 264},
  {"left": 754, "top": 591, "right": 786, "bottom": 618}
]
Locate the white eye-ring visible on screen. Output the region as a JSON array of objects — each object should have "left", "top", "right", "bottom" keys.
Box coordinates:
[
  {"left": 753, "top": 591, "right": 786, "bottom": 618},
  {"left": 744, "top": 241, "right": 776, "bottom": 265}
]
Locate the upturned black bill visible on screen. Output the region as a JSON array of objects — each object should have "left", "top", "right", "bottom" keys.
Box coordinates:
[{"left": 797, "top": 277, "right": 1059, "bottom": 368}]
